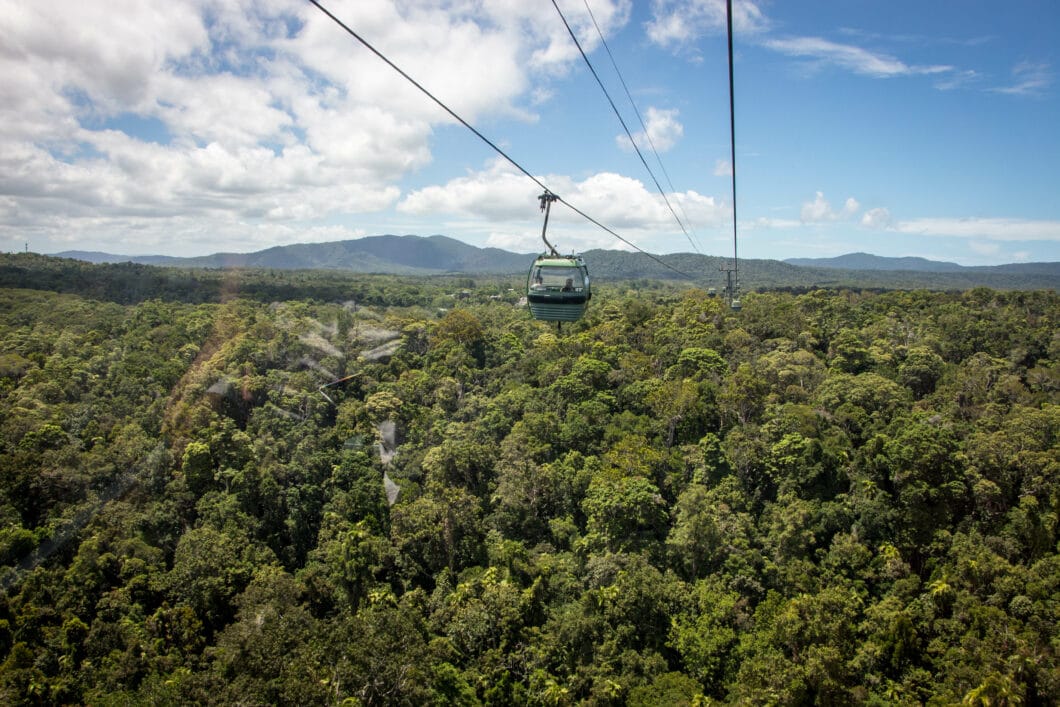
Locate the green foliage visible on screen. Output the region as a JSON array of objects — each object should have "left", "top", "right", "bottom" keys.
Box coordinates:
[{"left": 0, "top": 270, "right": 1057, "bottom": 704}]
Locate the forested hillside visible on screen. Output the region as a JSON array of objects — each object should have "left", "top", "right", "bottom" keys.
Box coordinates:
[
  {"left": 0, "top": 274, "right": 1057, "bottom": 704},
  {"left": 31, "top": 239, "right": 1060, "bottom": 290}
]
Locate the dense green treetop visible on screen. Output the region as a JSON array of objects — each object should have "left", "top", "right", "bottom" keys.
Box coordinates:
[{"left": 0, "top": 265, "right": 1057, "bottom": 704}]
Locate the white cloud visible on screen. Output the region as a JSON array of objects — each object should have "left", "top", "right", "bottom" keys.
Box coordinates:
[
  {"left": 528, "top": 0, "right": 633, "bottom": 69},
  {"left": 647, "top": 0, "right": 767, "bottom": 49},
  {"left": 895, "top": 217, "right": 1060, "bottom": 242},
  {"left": 991, "top": 61, "right": 1051, "bottom": 97},
  {"left": 0, "top": 0, "right": 636, "bottom": 255},
  {"left": 616, "top": 107, "right": 684, "bottom": 153},
  {"left": 398, "top": 160, "right": 727, "bottom": 252},
  {"left": 486, "top": 230, "right": 541, "bottom": 253},
  {"left": 861, "top": 207, "right": 892, "bottom": 229},
  {"left": 397, "top": 159, "right": 541, "bottom": 221},
  {"left": 713, "top": 159, "right": 732, "bottom": 177},
  {"left": 670, "top": 191, "right": 729, "bottom": 230},
  {"left": 150, "top": 72, "right": 294, "bottom": 148},
  {"left": 801, "top": 193, "right": 830, "bottom": 222},
  {"left": 288, "top": 0, "right": 543, "bottom": 123},
  {"left": 3, "top": 0, "right": 1045, "bottom": 265},
  {"left": 1, "top": 210, "right": 371, "bottom": 257},
  {"left": 0, "top": 1, "right": 208, "bottom": 113},
  {"left": 935, "top": 69, "right": 980, "bottom": 91},
  {"left": 800, "top": 191, "right": 860, "bottom": 223},
  {"left": 763, "top": 36, "right": 952, "bottom": 78}
]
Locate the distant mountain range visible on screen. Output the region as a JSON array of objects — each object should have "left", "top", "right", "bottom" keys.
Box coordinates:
[
  {"left": 784, "top": 252, "right": 1057, "bottom": 276},
  {"left": 52, "top": 235, "right": 1059, "bottom": 290},
  {"left": 786, "top": 252, "right": 966, "bottom": 272},
  {"left": 57, "top": 235, "right": 533, "bottom": 275}
]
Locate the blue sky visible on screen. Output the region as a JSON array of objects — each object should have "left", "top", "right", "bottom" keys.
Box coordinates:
[{"left": 1, "top": 0, "right": 1057, "bottom": 265}]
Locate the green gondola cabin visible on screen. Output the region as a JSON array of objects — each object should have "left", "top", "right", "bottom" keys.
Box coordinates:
[{"left": 526, "top": 254, "right": 591, "bottom": 322}]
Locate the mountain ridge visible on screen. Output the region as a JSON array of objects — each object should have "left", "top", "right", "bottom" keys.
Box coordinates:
[
  {"left": 56, "top": 237, "right": 1054, "bottom": 272},
  {"left": 50, "top": 235, "right": 1059, "bottom": 290},
  {"left": 785, "top": 252, "right": 967, "bottom": 272},
  {"left": 56, "top": 235, "right": 535, "bottom": 274},
  {"left": 784, "top": 251, "right": 1057, "bottom": 275}
]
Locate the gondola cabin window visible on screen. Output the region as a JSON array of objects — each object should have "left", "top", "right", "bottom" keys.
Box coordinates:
[{"left": 531, "top": 265, "right": 585, "bottom": 292}]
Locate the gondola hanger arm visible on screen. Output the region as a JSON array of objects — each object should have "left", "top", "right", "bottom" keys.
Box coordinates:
[{"left": 539, "top": 191, "right": 560, "bottom": 256}]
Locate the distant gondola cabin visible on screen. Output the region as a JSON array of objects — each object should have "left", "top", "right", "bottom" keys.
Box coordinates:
[{"left": 526, "top": 254, "right": 591, "bottom": 322}]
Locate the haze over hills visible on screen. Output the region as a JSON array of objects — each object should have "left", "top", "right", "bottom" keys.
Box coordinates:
[{"left": 51, "top": 234, "right": 1060, "bottom": 290}]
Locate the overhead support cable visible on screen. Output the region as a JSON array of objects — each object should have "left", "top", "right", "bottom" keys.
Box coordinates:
[
  {"left": 306, "top": 0, "right": 694, "bottom": 280},
  {"left": 550, "top": 0, "right": 701, "bottom": 254},
  {"left": 579, "top": 0, "right": 702, "bottom": 253},
  {"left": 726, "top": 0, "right": 740, "bottom": 299}
]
